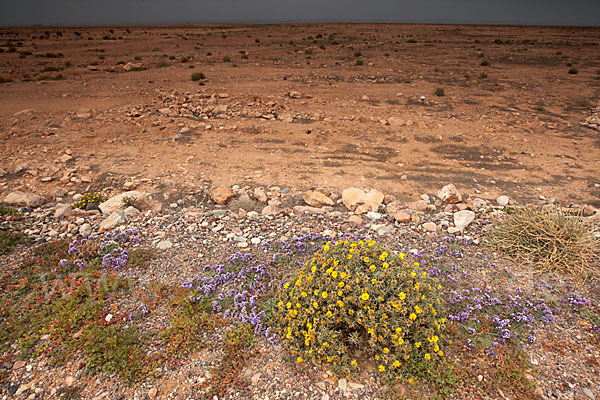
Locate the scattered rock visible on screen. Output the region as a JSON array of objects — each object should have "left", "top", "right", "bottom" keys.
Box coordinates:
[
  {"left": 338, "top": 378, "right": 347, "bottom": 391},
  {"left": 388, "top": 117, "right": 405, "bottom": 128},
  {"left": 99, "top": 191, "right": 147, "bottom": 214},
  {"left": 12, "top": 360, "right": 26, "bottom": 370},
  {"left": 254, "top": 187, "right": 268, "bottom": 203},
  {"left": 342, "top": 187, "right": 364, "bottom": 211},
  {"left": 453, "top": 210, "right": 475, "bottom": 231},
  {"left": 422, "top": 222, "right": 438, "bottom": 232},
  {"left": 79, "top": 223, "right": 92, "bottom": 236},
  {"left": 348, "top": 215, "right": 363, "bottom": 225},
  {"left": 54, "top": 204, "right": 73, "bottom": 219},
  {"left": 3, "top": 191, "right": 46, "bottom": 207},
  {"left": 437, "top": 184, "right": 462, "bottom": 204},
  {"left": 496, "top": 195, "right": 510, "bottom": 206},
  {"left": 407, "top": 200, "right": 428, "bottom": 212},
  {"left": 394, "top": 211, "right": 411, "bottom": 223},
  {"left": 147, "top": 387, "right": 158, "bottom": 399},
  {"left": 472, "top": 198, "right": 488, "bottom": 209},
  {"left": 303, "top": 191, "right": 334, "bottom": 207},
  {"left": 157, "top": 240, "right": 173, "bottom": 250},
  {"left": 99, "top": 211, "right": 125, "bottom": 231},
  {"left": 211, "top": 185, "right": 234, "bottom": 205},
  {"left": 123, "top": 206, "right": 141, "bottom": 219},
  {"left": 341, "top": 187, "right": 384, "bottom": 213}
]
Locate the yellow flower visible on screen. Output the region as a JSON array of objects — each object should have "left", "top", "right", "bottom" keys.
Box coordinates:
[
  {"left": 393, "top": 360, "right": 400, "bottom": 368},
  {"left": 382, "top": 262, "right": 389, "bottom": 269},
  {"left": 331, "top": 271, "right": 338, "bottom": 278},
  {"left": 337, "top": 290, "right": 343, "bottom": 296},
  {"left": 415, "top": 342, "right": 421, "bottom": 348},
  {"left": 378, "top": 365, "right": 385, "bottom": 372},
  {"left": 297, "top": 356, "right": 304, "bottom": 363},
  {"left": 311, "top": 265, "right": 316, "bottom": 273},
  {"left": 395, "top": 327, "right": 402, "bottom": 333},
  {"left": 414, "top": 305, "right": 422, "bottom": 314},
  {"left": 351, "top": 360, "right": 357, "bottom": 367},
  {"left": 371, "top": 279, "right": 377, "bottom": 284},
  {"left": 286, "top": 302, "right": 292, "bottom": 309},
  {"left": 369, "top": 264, "right": 376, "bottom": 272},
  {"left": 438, "top": 350, "right": 444, "bottom": 356},
  {"left": 383, "top": 347, "right": 389, "bottom": 354},
  {"left": 313, "top": 301, "right": 319, "bottom": 308},
  {"left": 411, "top": 272, "right": 417, "bottom": 278},
  {"left": 398, "top": 292, "right": 406, "bottom": 300},
  {"left": 425, "top": 353, "right": 431, "bottom": 360},
  {"left": 408, "top": 378, "right": 414, "bottom": 384},
  {"left": 301, "top": 291, "right": 307, "bottom": 297},
  {"left": 399, "top": 253, "right": 405, "bottom": 260},
  {"left": 361, "top": 293, "right": 370, "bottom": 301},
  {"left": 338, "top": 281, "right": 345, "bottom": 288},
  {"left": 337, "top": 300, "right": 344, "bottom": 307},
  {"left": 409, "top": 313, "right": 417, "bottom": 320},
  {"left": 284, "top": 282, "right": 290, "bottom": 289},
  {"left": 322, "top": 292, "right": 328, "bottom": 299}
]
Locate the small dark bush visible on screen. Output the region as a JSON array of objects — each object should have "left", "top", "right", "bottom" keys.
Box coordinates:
[
  {"left": 568, "top": 68, "right": 578, "bottom": 74},
  {"left": 480, "top": 60, "right": 490, "bottom": 66},
  {"left": 355, "top": 59, "right": 364, "bottom": 66},
  {"left": 222, "top": 56, "right": 231, "bottom": 62},
  {"left": 434, "top": 87, "right": 445, "bottom": 96},
  {"left": 191, "top": 72, "right": 205, "bottom": 81}
]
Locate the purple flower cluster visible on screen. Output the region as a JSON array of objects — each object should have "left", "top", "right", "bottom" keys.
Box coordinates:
[
  {"left": 59, "top": 228, "right": 140, "bottom": 272},
  {"left": 182, "top": 252, "right": 277, "bottom": 342},
  {"left": 102, "top": 247, "right": 129, "bottom": 270}
]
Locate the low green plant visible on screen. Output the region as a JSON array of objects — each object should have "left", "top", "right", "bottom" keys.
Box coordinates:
[
  {"left": 162, "top": 294, "right": 214, "bottom": 356},
  {"left": 355, "top": 59, "right": 364, "bottom": 66},
  {"left": 481, "top": 60, "right": 490, "bottom": 66},
  {"left": 568, "top": 68, "right": 578, "bottom": 74},
  {"left": 81, "top": 324, "right": 157, "bottom": 384},
  {"left": 222, "top": 56, "right": 231, "bottom": 62},
  {"left": 71, "top": 191, "right": 104, "bottom": 210},
  {"left": 487, "top": 207, "right": 599, "bottom": 277},
  {"left": 0, "top": 229, "right": 29, "bottom": 255},
  {"left": 198, "top": 323, "right": 256, "bottom": 399},
  {"left": 479, "top": 72, "right": 488, "bottom": 79},
  {"left": 0, "top": 77, "right": 13, "bottom": 84},
  {"left": 434, "top": 88, "right": 445, "bottom": 97},
  {"left": 274, "top": 239, "right": 451, "bottom": 382}
]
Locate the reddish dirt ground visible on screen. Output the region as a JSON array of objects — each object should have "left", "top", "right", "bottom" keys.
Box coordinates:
[{"left": 1, "top": 23, "right": 599, "bottom": 206}]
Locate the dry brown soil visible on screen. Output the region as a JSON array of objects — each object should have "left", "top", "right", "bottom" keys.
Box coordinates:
[{"left": 1, "top": 23, "right": 599, "bottom": 205}]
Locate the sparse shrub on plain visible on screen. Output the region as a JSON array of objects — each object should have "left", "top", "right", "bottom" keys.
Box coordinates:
[
  {"left": 487, "top": 207, "right": 599, "bottom": 278},
  {"left": 222, "top": 56, "right": 231, "bottom": 62},
  {"left": 480, "top": 60, "right": 490, "bottom": 66},
  {"left": 568, "top": 68, "right": 578, "bottom": 74},
  {"left": 434, "top": 88, "right": 445, "bottom": 96},
  {"left": 355, "top": 59, "right": 364, "bottom": 66},
  {"left": 274, "top": 239, "right": 451, "bottom": 381},
  {"left": 191, "top": 72, "right": 205, "bottom": 81},
  {"left": 479, "top": 72, "right": 488, "bottom": 79}
]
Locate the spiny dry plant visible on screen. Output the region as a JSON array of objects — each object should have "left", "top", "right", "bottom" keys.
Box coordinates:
[{"left": 488, "top": 207, "right": 599, "bottom": 278}]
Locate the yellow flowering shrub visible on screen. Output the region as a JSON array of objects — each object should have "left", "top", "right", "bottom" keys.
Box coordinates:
[
  {"left": 71, "top": 191, "right": 104, "bottom": 210},
  {"left": 274, "top": 239, "right": 451, "bottom": 381}
]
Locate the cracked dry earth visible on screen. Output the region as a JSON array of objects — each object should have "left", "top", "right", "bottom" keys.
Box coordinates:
[{"left": 0, "top": 23, "right": 599, "bottom": 206}]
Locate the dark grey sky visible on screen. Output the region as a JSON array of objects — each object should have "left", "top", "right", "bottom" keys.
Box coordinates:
[{"left": 2, "top": 0, "right": 599, "bottom": 27}]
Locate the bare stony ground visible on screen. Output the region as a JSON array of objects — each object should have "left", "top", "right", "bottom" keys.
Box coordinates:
[
  {"left": 0, "top": 23, "right": 599, "bottom": 400},
  {"left": 0, "top": 23, "right": 599, "bottom": 206}
]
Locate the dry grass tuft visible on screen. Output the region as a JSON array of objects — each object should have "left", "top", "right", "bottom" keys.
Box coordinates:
[{"left": 488, "top": 207, "right": 599, "bottom": 278}]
